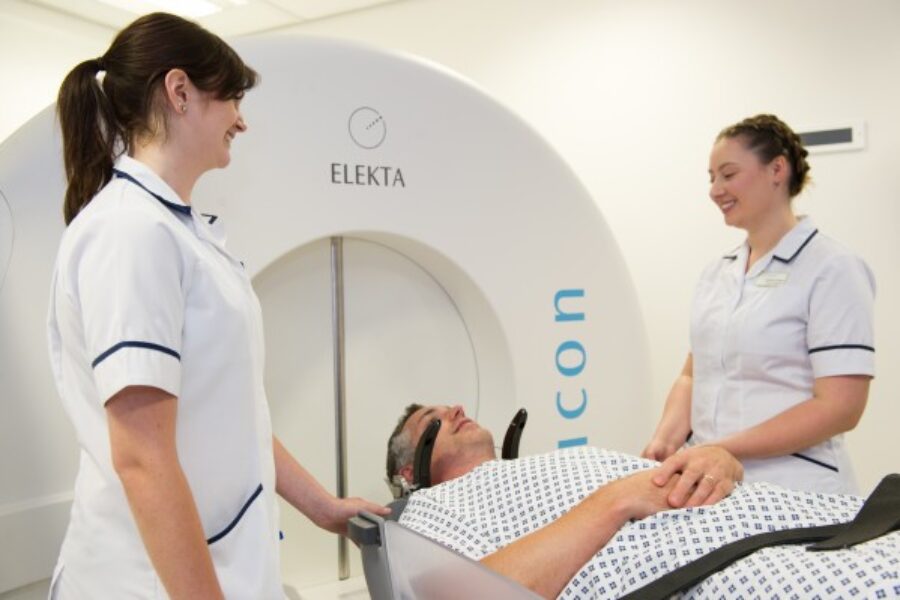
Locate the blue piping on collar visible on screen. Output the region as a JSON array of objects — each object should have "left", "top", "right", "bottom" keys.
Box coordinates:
[
  {"left": 722, "top": 244, "right": 741, "bottom": 261},
  {"left": 773, "top": 229, "right": 818, "bottom": 264},
  {"left": 721, "top": 229, "right": 818, "bottom": 264},
  {"left": 112, "top": 168, "right": 192, "bottom": 216}
]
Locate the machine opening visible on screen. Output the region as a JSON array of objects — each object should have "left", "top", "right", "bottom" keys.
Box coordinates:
[{"left": 254, "top": 234, "right": 514, "bottom": 589}]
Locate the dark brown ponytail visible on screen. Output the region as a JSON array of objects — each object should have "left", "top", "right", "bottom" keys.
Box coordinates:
[
  {"left": 56, "top": 58, "right": 119, "bottom": 225},
  {"left": 55, "top": 13, "right": 258, "bottom": 225}
]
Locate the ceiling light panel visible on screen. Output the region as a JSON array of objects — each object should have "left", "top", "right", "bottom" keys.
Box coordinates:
[
  {"left": 94, "top": 0, "right": 223, "bottom": 18},
  {"left": 197, "top": 2, "right": 298, "bottom": 36},
  {"left": 25, "top": 0, "right": 133, "bottom": 28},
  {"left": 265, "top": 0, "right": 398, "bottom": 21}
]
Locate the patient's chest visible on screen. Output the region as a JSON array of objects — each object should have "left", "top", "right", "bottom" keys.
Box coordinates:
[
  {"left": 400, "top": 448, "right": 898, "bottom": 600},
  {"left": 402, "top": 447, "right": 656, "bottom": 555}
]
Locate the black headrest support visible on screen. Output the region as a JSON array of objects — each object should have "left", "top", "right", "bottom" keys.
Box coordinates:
[{"left": 501, "top": 408, "right": 528, "bottom": 460}]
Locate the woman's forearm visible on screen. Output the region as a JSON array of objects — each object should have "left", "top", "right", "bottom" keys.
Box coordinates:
[
  {"left": 715, "top": 376, "right": 869, "bottom": 460},
  {"left": 644, "top": 354, "right": 694, "bottom": 460},
  {"left": 116, "top": 459, "right": 224, "bottom": 600},
  {"left": 273, "top": 436, "right": 335, "bottom": 525},
  {"left": 107, "top": 386, "right": 223, "bottom": 600},
  {"left": 655, "top": 376, "right": 693, "bottom": 442}
]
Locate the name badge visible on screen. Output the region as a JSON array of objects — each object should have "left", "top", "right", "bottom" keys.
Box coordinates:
[{"left": 756, "top": 272, "right": 788, "bottom": 287}]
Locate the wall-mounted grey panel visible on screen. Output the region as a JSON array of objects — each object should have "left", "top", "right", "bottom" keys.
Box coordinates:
[
  {"left": 800, "top": 128, "right": 853, "bottom": 146},
  {"left": 798, "top": 120, "right": 865, "bottom": 153}
]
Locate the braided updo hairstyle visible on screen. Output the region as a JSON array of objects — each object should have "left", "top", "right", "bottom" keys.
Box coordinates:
[{"left": 717, "top": 114, "right": 810, "bottom": 197}]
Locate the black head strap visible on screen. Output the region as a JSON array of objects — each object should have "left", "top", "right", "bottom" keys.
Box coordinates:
[
  {"left": 408, "top": 408, "right": 528, "bottom": 495},
  {"left": 411, "top": 419, "right": 441, "bottom": 490}
]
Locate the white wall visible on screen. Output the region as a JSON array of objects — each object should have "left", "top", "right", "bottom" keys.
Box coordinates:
[
  {"left": 0, "top": 2, "right": 113, "bottom": 143},
  {"left": 1, "top": 0, "right": 898, "bottom": 561}
]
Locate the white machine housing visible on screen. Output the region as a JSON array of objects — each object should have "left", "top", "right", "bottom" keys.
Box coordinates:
[{"left": 0, "top": 36, "right": 650, "bottom": 592}]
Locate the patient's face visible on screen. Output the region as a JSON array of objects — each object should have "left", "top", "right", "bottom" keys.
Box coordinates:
[{"left": 403, "top": 404, "right": 495, "bottom": 484}]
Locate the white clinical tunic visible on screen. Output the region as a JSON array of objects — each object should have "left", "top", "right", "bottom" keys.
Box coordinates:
[
  {"left": 47, "top": 155, "right": 283, "bottom": 599},
  {"left": 690, "top": 217, "right": 875, "bottom": 495}
]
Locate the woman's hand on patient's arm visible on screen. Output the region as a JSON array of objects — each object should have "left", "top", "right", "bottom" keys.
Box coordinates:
[
  {"left": 642, "top": 354, "right": 694, "bottom": 461},
  {"left": 273, "top": 437, "right": 390, "bottom": 536},
  {"left": 652, "top": 445, "right": 743, "bottom": 509}
]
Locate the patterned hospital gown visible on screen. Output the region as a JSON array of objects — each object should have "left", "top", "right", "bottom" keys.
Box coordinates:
[{"left": 399, "top": 447, "right": 900, "bottom": 599}]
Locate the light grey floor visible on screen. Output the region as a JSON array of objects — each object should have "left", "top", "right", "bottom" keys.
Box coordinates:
[
  {"left": 0, "top": 580, "right": 48, "bottom": 600},
  {"left": 0, "top": 578, "right": 370, "bottom": 600}
]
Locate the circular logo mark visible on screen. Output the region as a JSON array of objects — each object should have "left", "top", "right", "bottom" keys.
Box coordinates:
[{"left": 348, "top": 107, "right": 386, "bottom": 149}]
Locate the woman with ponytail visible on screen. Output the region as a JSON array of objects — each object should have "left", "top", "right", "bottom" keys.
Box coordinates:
[
  {"left": 49, "top": 13, "right": 387, "bottom": 599},
  {"left": 643, "top": 114, "right": 875, "bottom": 498}
]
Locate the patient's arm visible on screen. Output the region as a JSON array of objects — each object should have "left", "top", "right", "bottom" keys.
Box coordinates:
[
  {"left": 480, "top": 469, "right": 676, "bottom": 600},
  {"left": 653, "top": 445, "right": 743, "bottom": 508}
]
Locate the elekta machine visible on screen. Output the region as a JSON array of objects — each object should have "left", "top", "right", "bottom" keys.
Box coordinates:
[{"left": 0, "top": 37, "right": 651, "bottom": 595}]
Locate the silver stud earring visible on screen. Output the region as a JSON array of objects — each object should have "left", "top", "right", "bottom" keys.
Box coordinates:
[{"left": 181, "top": 104, "right": 187, "bottom": 113}]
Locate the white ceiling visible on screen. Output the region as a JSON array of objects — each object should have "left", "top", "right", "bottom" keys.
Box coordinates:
[{"left": 21, "top": 0, "right": 407, "bottom": 36}]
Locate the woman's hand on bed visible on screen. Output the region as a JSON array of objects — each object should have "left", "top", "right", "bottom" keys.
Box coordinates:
[
  {"left": 651, "top": 445, "right": 744, "bottom": 509},
  {"left": 319, "top": 496, "right": 392, "bottom": 536}
]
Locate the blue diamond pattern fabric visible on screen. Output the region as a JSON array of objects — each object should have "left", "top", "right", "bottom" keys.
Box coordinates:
[{"left": 399, "top": 447, "right": 900, "bottom": 599}]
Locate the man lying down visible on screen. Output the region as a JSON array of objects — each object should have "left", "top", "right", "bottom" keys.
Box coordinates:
[{"left": 385, "top": 404, "right": 899, "bottom": 599}]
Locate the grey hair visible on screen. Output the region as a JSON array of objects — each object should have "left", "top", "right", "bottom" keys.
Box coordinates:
[
  {"left": 385, "top": 403, "right": 423, "bottom": 497},
  {"left": 389, "top": 428, "right": 415, "bottom": 474}
]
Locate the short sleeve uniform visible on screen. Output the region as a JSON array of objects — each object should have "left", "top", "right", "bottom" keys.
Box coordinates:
[
  {"left": 47, "top": 155, "right": 283, "bottom": 599},
  {"left": 690, "top": 217, "right": 875, "bottom": 494}
]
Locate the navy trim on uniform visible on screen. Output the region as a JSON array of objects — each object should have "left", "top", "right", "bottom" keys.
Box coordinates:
[
  {"left": 722, "top": 244, "right": 741, "bottom": 261},
  {"left": 792, "top": 452, "right": 839, "bottom": 473},
  {"left": 773, "top": 229, "right": 818, "bottom": 264},
  {"left": 92, "top": 341, "right": 181, "bottom": 368},
  {"left": 201, "top": 213, "right": 218, "bottom": 225},
  {"left": 207, "top": 484, "right": 264, "bottom": 545},
  {"left": 809, "top": 344, "right": 875, "bottom": 354},
  {"left": 112, "top": 169, "right": 192, "bottom": 216}
]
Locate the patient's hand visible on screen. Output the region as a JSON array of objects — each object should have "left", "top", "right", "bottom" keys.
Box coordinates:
[
  {"left": 651, "top": 446, "right": 743, "bottom": 509},
  {"left": 605, "top": 469, "right": 681, "bottom": 521}
]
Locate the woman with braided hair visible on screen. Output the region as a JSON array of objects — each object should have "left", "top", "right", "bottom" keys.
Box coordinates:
[
  {"left": 48, "top": 12, "right": 387, "bottom": 599},
  {"left": 643, "top": 114, "right": 875, "bottom": 497}
]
